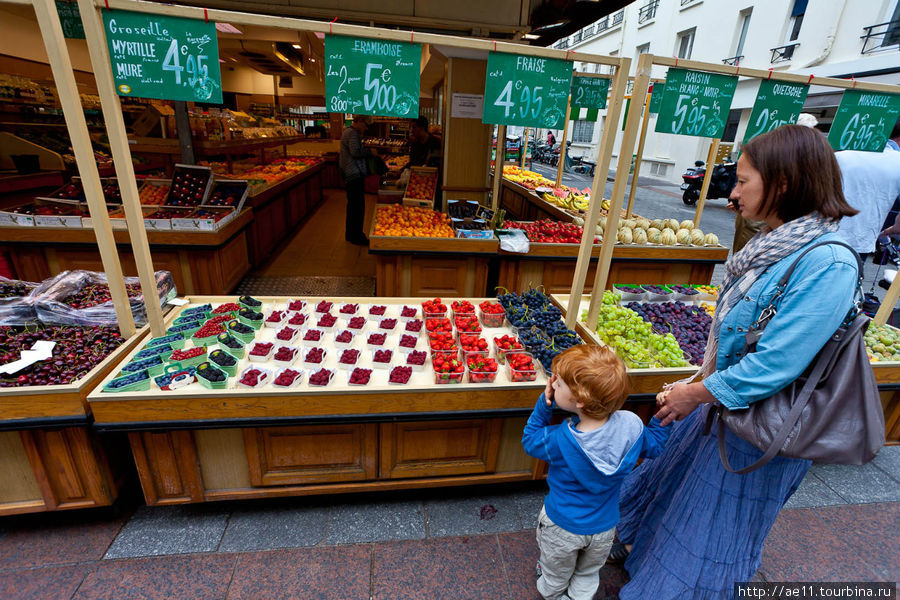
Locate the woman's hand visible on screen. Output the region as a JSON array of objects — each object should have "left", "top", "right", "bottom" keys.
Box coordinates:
[
  {"left": 655, "top": 382, "right": 716, "bottom": 426},
  {"left": 544, "top": 374, "right": 556, "bottom": 407}
]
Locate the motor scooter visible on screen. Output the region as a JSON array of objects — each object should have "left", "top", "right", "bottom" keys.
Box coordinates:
[
  {"left": 680, "top": 160, "right": 737, "bottom": 206},
  {"left": 571, "top": 154, "right": 596, "bottom": 176}
]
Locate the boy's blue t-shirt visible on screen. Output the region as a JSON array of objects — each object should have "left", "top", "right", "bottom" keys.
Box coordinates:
[{"left": 522, "top": 394, "right": 671, "bottom": 535}]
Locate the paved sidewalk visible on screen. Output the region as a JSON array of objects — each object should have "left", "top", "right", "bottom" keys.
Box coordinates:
[{"left": 0, "top": 446, "right": 897, "bottom": 599}]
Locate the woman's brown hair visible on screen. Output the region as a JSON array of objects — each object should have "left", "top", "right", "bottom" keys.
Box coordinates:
[{"left": 741, "top": 124, "right": 858, "bottom": 223}]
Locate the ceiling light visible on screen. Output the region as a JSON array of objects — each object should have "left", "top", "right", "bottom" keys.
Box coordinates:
[
  {"left": 292, "top": 44, "right": 302, "bottom": 49},
  {"left": 522, "top": 33, "right": 540, "bottom": 40},
  {"left": 309, "top": 57, "right": 316, "bottom": 62},
  {"left": 215, "top": 23, "right": 242, "bottom": 34}
]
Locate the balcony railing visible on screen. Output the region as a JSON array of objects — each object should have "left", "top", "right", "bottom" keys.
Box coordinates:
[
  {"left": 681, "top": 0, "right": 696, "bottom": 5},
  {"left": 639, "top": 0, "right": 659, "bottom": 23},
  {"left": 556, "top": 38, "right": 570, "bottom": 49},
  {"left": 722, "top": 55, "right": 744, "bottom": 66},
  {"left": 612, "top": 9, "right": 624, "bottom": 25},
  {"left": 770, "top": 42, "right": 799, "bottom": 63},
  {"left": 573, "top": 30, "right": 583, "bottom": 43},
  {"left": 861, "top": 20, "right": 900, "bottom": 54}
]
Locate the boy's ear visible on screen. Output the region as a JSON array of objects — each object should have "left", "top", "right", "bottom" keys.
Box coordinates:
[{"left": 575, "top": 400, "right": 585, "bottom": 409}]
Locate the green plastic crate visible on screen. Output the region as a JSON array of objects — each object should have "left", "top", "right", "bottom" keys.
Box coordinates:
[
  {"left": 196, "top": 362, "right": 229, "bottom": 389},
  {"left": 103, "top": 371, "right": 151, "bottom": 393}
]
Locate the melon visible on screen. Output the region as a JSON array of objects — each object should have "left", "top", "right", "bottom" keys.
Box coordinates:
[
  {"left": 690, "top": 229, "right": 705, "bottom": 246},
  {"left": 660, "top": 229, "right": 677, "bottom": 245},
  {"left": 650, "top": 219, "right": 665, "bottom": 230},
  {"left": 676, "top": 228, "right": 692, "bottom": 245},
  {"left": 705, "top": 233, "right": 720, "bottom": 246},
  {"left": 664, "top": 218, "right": 680, "bottom": 231},
  {"left": 680, "top": 219, "right": 695, "bottom": 230},
  {"left": 573, "top": 216, "right": 585, "bottom": 227},
  {"left": 621, "top": 218, "right": 637, "bottom": 230},
  {"left": 633, "top": 228, "right": 648, "bottom": 245},
  {"left": 648, "top": 229, "right": 662, "bottom": 244},
  {"left": 617, "top": 227, "right": 634, "bottom": 244},
  {"left": 635, "top": 217, "right": 650, "bottom": 231}
]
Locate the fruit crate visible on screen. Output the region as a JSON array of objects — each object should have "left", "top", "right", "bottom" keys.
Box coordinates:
[
  {"left": 137, "top": 178, "right": 171, "bottom": 207},
  {"left": 402, "top": 166, "right": 438, "bottom": 208},
  {"left": 171, "top": 206, "right": 235, "bottom": 232},
  {"left": 164, "top": 164, "right": 214, "bottom": 208},
  {"left": 203, "top": 179, "right": 249, "bottom": 214}
]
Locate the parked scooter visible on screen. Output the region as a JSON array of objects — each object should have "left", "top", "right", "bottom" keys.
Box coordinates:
[
  {"left": 571, "top": 155, "right": 596, "bottom": 176},
  {"left": 680, "top": 160, "right": 737, "bottom": 206}
]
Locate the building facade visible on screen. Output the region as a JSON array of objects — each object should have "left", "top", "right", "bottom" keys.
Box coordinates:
[{"left": 552, "top": 0, "right": 900, "bottom": 184}]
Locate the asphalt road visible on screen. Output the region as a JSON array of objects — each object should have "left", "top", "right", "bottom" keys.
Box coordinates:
[{"left": 530, "top": 161, "right": 738, "bottom": 251}]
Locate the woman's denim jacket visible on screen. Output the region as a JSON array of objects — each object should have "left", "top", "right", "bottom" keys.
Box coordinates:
[{"left": 703, "top": 233, "right": 859, "bottom": 410}]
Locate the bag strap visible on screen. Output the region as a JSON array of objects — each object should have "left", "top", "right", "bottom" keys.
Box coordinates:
[
  {"left": 716, "top": 314, "right": 866, "bottom": 474},
  {"left": 743, "top": 239, "right": 864, "bottom": 349}
]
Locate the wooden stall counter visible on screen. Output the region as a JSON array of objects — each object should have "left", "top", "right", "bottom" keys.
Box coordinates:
[
  {"left": 500, "top": 178, "right": 579, "bottom": 223},
  {"left": 87, "top": 296, "right": 547, "bottom": 506},
  {"left": 0, "top": 326, "right": 148, "bottom": 516},
  {"left": 0, "top": 209, "right": 253, "bottom": 295}
]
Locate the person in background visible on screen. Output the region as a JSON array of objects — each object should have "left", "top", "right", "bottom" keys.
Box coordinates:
[
  {"left": 339, "top": 114, "right": 373, "bottom": 245},
  {"left": 522, "top": 344, "right": 670, "bottom": 600},
  {"left": 547, "top": 130, "right": 557, "bottom": 146},
  {"left": 835, "top": 117, "right": 900, "bottom": 257},
  {"left": 408, "top": 116, "right": 440, "bottom": 168},
  {"left": 613, "top": 125, "right": 859, "bottom": 599}
]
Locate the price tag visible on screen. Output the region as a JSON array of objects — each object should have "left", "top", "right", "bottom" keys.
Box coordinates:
[
  {"left": 827, "top": 90, "right": 900, "bottom": 152},
  {"left": 648, "top": 84, "right": 663, "bottom": 114},
  {"left": 103, "top": 10, "right": 222, "bottom": 104},
  {"left": 56, "top": 1, "right": 85, "bottom": 40},
  {"left": 655, "top": 68, "right": 737, "bottom": 138},
  {"left": 325, "top": 35, "right": 421, "bottom": 118},
  {"left": 482, "top": 52, "right": 573, "bottom": 129},
  {"left": 743, "top": 80, "right": 809, "bottom": 143},
  {"left": 570, "top": 76, "right": 609, "bottom": 110}
]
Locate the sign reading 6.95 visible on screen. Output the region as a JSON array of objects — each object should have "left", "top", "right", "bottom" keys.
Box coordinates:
[
  {"left": 828, "top": 90, "right": 900, "bottom": 153},
  {"left": 482, "top": 52, "right": 572, "bottom": 129},
  {"left": 325, "top": 35, "right": 420, "bottom": 118}
]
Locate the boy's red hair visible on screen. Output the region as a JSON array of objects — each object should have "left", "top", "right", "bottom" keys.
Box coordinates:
[{"left": 551, "top": 345, "right": 629, "bottom": 420}]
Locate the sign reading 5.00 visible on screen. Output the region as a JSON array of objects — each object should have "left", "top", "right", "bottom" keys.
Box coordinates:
[
  {"left": 482, "top": 52, "right": 572, "bottom": 129},
  {"left": 827, "top": 90, "right": 900, "bottom": 153},
  {"left": 103, "top": 10, "right": 222, "bottom": 104},
  {"left": 325, "top": 35, "right": 420, "bottom": 118},
  {"left": 743, "top": 80, "right": 809, "bottom": 144},
  {"left": 655, "top": 68, "right": 737, "bottom": 138}
]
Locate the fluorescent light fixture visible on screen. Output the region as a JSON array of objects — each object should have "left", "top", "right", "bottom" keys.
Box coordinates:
[
  {"left": 292, "top": 44, "right": 302, "bottom": 49},
  {"left": 215, "top": 23, "right": 242, "bottom": 34},
  {"left": 522, "top": 33, "right": 540, "bottom": 39},
  {"left": 309, "top": 57, "right": 316, "bottom": 62}
]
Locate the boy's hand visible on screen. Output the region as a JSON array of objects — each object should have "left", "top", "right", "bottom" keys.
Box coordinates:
[{"left": 544, "top": 374, "right": 556, "bottom": 407}]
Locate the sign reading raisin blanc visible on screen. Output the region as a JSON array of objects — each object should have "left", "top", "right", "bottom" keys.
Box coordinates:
[
  {"left": 655, "top": 68, "right": 737, "bottom": 138},
  {"left": 56, "top": 1, "right": 84, "bottom": 40},
  {"left": 483, "top": 52, "right": 573, "bottom": 129},
  {"left": 325, "top": 35, "right": 420, "bottom": 118},
  {"left": 743, "top": 80, "right": 809, "bottom": 143},
  {"left": 103, "top": 10, "right": 222, "bottom": 103},
  {"left": 827, "top": 90, "right": 900, "bottom": 152},
  {"left": 571, "top": 76, "right": 609, "bottom": 110}
]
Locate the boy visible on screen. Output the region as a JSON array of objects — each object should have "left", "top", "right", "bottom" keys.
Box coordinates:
[{"left": 521, "top": 345, "right": 671, "bottom": 600}]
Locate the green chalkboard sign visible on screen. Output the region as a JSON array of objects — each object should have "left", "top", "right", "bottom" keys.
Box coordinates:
[
  {"left": 482, "top": 52, "right": 572, "bottom": 129},
  {"left": 743, "top": 80, "right": 809, "bottom": 143},
  {"left": 655, "top": 68, "right": 737, "bottom": 138},
  {"left": 324, "top": 35, "right": 420, "bottom": 118},
  {"left": 827, "top": 89, "right": 900, "bottom": 152},
  {"left": 571, "top": 76, "right": 609, "bottom": 109},
  {"left": 56, "top": 1, "right": 84, "bottom": 40},
  {"left": 648, "top": 85, "right": 662, "bottom": 114},
  {"left": 103, "top": 10, "right": 222, "bottom": 103}
]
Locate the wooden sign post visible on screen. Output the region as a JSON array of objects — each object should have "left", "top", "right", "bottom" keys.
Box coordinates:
[
  {"left": 693, "top": 138, "right": 719, "bottom": 226},
  {"left": 625, "top": 92, "right": 651, "bottom": 219},
  {"left": 555, "top": 95, "right": 571, "bottom": 187},
  {"left": 32, "top": 0, "right": 135, "bottom": 338},
  {"left": 520, "top": 127, "right": 529, "bottom": 168},
  {"left": 78, "top": 0, "right": 166, "bottom": 336},
  {"left": 490, "top": 124, "right": 507, "bottom": 212}
]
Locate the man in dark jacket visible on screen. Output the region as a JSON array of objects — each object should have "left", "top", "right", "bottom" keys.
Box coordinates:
[{"left": 340, "top": 114, "right": 373, "bottom": 245}]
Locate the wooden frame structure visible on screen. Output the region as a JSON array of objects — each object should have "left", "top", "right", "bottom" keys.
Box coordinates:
[{"left": 569, "top": 52, "right": 900, "bottom": 331}]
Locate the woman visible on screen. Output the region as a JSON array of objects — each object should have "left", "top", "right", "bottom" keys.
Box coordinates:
[
  {"left": 339, "top": 114, "right": 373, "bottom": 245},
  {"left": 614, "top": 125, "right": 860, "bottom": 599}
]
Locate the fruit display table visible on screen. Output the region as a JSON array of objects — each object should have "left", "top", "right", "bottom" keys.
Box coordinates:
[
  {"left": 87, "top": 295, "right": 552, "bottom": 505},
  {"left": 0, "top": 209, "right": 253, "bottom": 295},
  {"left": 553, "top": 293, "right": 900, "bottom": 444},
  {"left": 0, "top": 325, "right": 148, "bottom": 516},
  {"left": 500, "top": 178, "right": 579, "bottom": 223}
]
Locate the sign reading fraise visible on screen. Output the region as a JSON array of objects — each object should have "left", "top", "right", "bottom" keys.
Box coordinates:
[
  {"left": 743, "top": 80, "right": 809, "bottom": 143},
  {"left": 827, "top": 90, "right": 900, "bottom": 152},
  {"left": 655, "top": 68, "right": 737, "bottom": 138},
  {"left": 325, "top": 35, "right": 420, "bottom": 118},
  {"left": 102, "top": 10, "right": 222, "bottom": 104},
  {"left": 482, "top": 52, "right": 573, "bottom": 129}
]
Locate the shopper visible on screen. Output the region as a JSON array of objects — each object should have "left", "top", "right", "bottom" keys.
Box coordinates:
[
  {"left": 835, "top": 119, "right": 900, "bottom": 256},
  {"left": 547, "top": 130, "right": 557, "bottom": 146},
  {"left": 340, "top": 114, "right": 373, "bottom": 245},
  {"left": 521, "top": 344, "right": 670, "bottom": 600},
  {"left": 613, "top": 125, "right": 860, "bottom": 600},
  {"left": 408, "top": 115, "right": 440, "bottom": 168}
]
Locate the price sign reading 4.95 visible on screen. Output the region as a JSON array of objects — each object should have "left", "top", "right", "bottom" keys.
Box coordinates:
[
  {"left": 103, "top": 10, "right": 222, "bottom": 103},
  {"left": 655, "top": 68, "right": 737, "bottom": 138},
  {"left": 743, "top": 80, "right": 809, "bottom": 143},
  {"left": 482, "top": 52, "right": 572, "bottom": 129},
  {"left": 571, "top": 76, "right": 609, "bottom": 110},
  {"left": 828, "top": 90, "right": 900, "bottom": 153},
  {"left": 325, "top": 35, "right": 420, "bottom": 118}
]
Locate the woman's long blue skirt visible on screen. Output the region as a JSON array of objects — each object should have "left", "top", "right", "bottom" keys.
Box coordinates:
[{"left": 617, "top": 406, "right": 811, "bottom": 600}]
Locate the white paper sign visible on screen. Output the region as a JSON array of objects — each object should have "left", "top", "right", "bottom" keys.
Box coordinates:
[
  {"left": 167, "top": 298, "right": 190, "bottom": 306},
  {"left": 451, "top": 93, "right": 484, "bottom": 119}
]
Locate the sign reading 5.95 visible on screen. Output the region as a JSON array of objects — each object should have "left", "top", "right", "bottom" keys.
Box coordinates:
[
  {"left": 827, "top": 90, "right": 900, "bottom": 152},
  {"left": 655, "top": 68, "right": 737, "bottom": 138},
  {"left": 103, "top": 10, "right": 221, "bottom": 103},
  {"left": 482, "top": 52, "right": 572, "bottom": 129},
  {"left": 325, "top": 35, "right": 420, "bottom": 118}
]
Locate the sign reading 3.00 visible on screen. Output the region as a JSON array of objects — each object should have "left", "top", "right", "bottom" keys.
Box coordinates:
[
  {"left": 743, "top": 80, "right": 809, "bottom": 144},
  {"left": 827, "top": 90, "right": 900, "bottom": 153},
  {"left": 655, "top": 68, "right": 737, "bottom": 138},
  {"left": 482, "top": 52, "right": 572, "bottom": 129},
  {"left": 103, "top": 10, "right": 222, "bottom": 103},
  {"left": 325, "top": 35, "right": 420, "bottom": 118}
]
